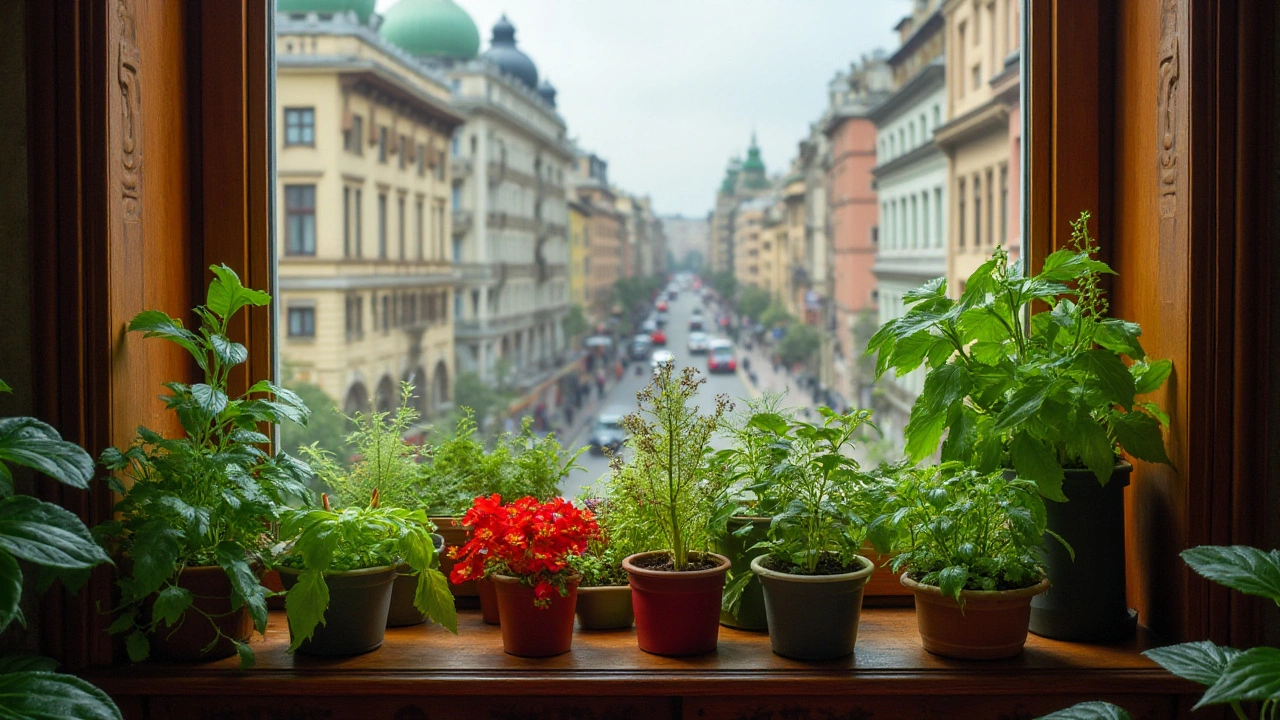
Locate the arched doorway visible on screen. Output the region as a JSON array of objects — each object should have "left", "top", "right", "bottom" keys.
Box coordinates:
[
  {"left": 433, "top": 360, "right": 450, "bottom": 413},
  {"left": 343, "top": 382, "right": 370, "bottom": 416},
  {"left": 374, "top": 374, "right": 397, "bottom": 414}
]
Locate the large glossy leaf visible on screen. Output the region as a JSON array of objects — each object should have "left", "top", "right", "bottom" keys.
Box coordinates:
[
  {"left": 0, "top": 496, "right": 110, "bottom": 571},
  {"left": 0, "top": 654, "right": 57, "bottom": 675},
  {"left": 1180, "top": 545, "right": 1280, "bottom": 603},
  {"left": 208, "top": 334, "right": 248, "bottom": 367},
  {"left": 151, "top": 585, "right": 193, "bottom": 628},
  {"left": 1197, "top": 646, "right": 1280, "bottom": 708},
  {"left": 1009, "top": 432, "right": 1066, "bottom": 502},
  {"left": 190, "top": 384, "right": 229, "bottom": 417},
  {"left": 127, "top": 310, "right": 205, "bottom": 371},
  {"left": 938, "top": 565, "right": 968, "bottom": 603},
  {"left": 215, "top": 543, "right": 268, "bottom": 634},
  {"left": 206, "top": 264, "right": 270, "bottom": 320},
  {"left": 1093, "top": 319, "right": 1145, "bottom": 360},
  {"left": 1111, "top": 411, "right": 1172, "bottom": 465},
  {"left": 1073, "top": 415, "right": 1116, "bottom": 487},
  {"left": 1038, "top": 701, "right": 1132, "bottom": 720},
  {"left": 1144, "top": 640, "right": 1241, "bottom": 687},
  {"left": 415, "top": 567, "right": 458, "bottom": 634},
  {"left": 121, "top": 521, "right": 182, "bottom": 599},
  {"left": 0, "top": 551, "right": 23, "bottom": 631},
  {"left": 1133, "top": 359, "right": 1173, "bottom": 395},
  {"left": 0, "top": 671, "right": 123, "bottom": 720},
  {"left": 993, "top": 377, "right": 1050, "bottom": 432},
  {"left": 904, "top": 364, "right": 968, "bottom": 462},
  {"left": 0, "top": 417, "right": 95, "bottom": 490},
  {"left": 285, "top": 569, "right": 330, "bottom": 652},
  {"left": 1073, "top": 349, "right": 1136, "bottom": 410}
]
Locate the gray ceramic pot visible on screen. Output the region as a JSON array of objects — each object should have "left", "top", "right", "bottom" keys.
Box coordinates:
[
  {"left": 751, "top": 554, "right": 874, "bottom": 660},
  {"left": 278, "top": 565, "right": 396, "bottom": 656},
  {"left": 385, "top": 533, "right": 447, "bottom": 628}
]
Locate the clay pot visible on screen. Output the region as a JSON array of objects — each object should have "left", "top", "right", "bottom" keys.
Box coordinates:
[
  {"left": 751, "top": 555, "right": 874, "bottom": 660},
  {"left": 385, "top": 534, "right": 446, "bottom": 628},
  {"left": 432, "top": 516, "right": 478, "bottom": 606},
  {"left": 278, "top": 565, "right": 396, "bottom": 656},
  {"left": 713, "top": 516, "right": 771, "bottom": 630},
  {"left": 149, "top": 565, "right": 255, "bottom": 662},
  {"left": 475, "top": 575, "right": 501, "bottom": 624},
  {"left": 902, "top": 574, "right": 1050, "bottom": 660},
  {"left": 490, "top": 573, "right": 580, "bottom": 657},
  {"left": 575, "top": 585, "right": 634, "bottom": 630},
  {"left": 622, "top": 551, "right": 730, "bottom": 657}
]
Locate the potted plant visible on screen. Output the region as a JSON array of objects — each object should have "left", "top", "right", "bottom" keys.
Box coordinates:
[
  {"left": 95, "top": 265, "right": 313, "bottom": 667},
  {"left": 866, "top": 211, "right": 1172, "bottom": 641},
  {"left": 745, "top": 407, "right": 880, "bottom": 660},
  {"left": 300, "top": 383, "right": 447, "bottom": 628},
  {"left": 569, "top": 491, "right": 648, "bottom": 631},
  {"left": 449, "top": 495, "right": 598, "bottom": 657},
  {"left": 275, "top": 491, "right": 456, "bottom": 656},
  {"left": 874, "top": 463, "right": 1056, "bottom": 659},
  {"left": 0, "top": 378, "right": 121, "bottom": 719},
  {"left": 612, "top": 364, "right": 733, "bottom": 656}
]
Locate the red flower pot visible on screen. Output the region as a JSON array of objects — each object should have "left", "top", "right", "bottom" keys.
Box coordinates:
[
  {"left": 490, "top": 574, "right": 579, "bottom": 657},
  {"left": 477, "top": 575, "right": 501, "bottom": 625},
  {"left": 623, "top": 551, "right": 730, "bottom": 656}
]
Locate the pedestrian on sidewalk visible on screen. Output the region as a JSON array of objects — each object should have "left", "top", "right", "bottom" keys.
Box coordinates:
[{"left": 595, "top": 370, "right": 606, "bottom": 398}]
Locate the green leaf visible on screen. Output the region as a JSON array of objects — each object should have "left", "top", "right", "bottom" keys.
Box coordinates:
[
  {"left": 151, "top": 585, "right": 193, "bottom": 628},
  {"left": 1094, "top": 318, "right": 1145, "bottom": 360},
  {"left": 1111, "top": 411, "right": 1172, "bottom": 465},
  {"left": 0, "top": 551, "right": 22, "bottom": 631},
  {"left": 0, "top": 670, "right": 123, "bottom": 720},
  {"left": 1074, "top": 415, "right": 1116, "bottom": 486},
  {"left": 125, "top": 631, "right": 150, "bottom": 663},
  {"left": 121, "top": 521, "right": 182, "bottom": 599},
  {"left": 1009, "top": 432, "right": 1066, "bottom": 502},
  {"left": 0, "top": 379, "right": 9, "bottom": 394},
  {"left": 888, "top": 331, "right": 940, "bottom": 376},
  {"left": 993, "top": 377, "right": 1051, "bottom": 432},
  {"left": 0, "top": 417, "right": 95, "bottom": 490},
  {"left": 1073, "top": 349, "right": 1136, "bottom": 410},
  {"left": 127, "top": 310, "right": 206, "bottom": 371},
  {"left": 904, "top": 364, "right": 969, "bottom": 463},
  {"left": 1145, "top": 640, "right": 1242, "bottom": 688},
  {"left": 215, "top": 543, "right": 268, "bottom": 634},
  {"left": 415, "top": 568, "right": 457, "bottom": 634},
  {"left": 206, "top": 264, "right": 270, "bottom": 320},
  {"left": 1197, "top": 646, "right": 1280, "bottom": 708},
  {"left": 1038, "top": 700, "right": 1133, "bottom": 720},
  {"left": 285, "top": 569, "right": 330, "bottom": 652},
  {"left": 938, "top": 565, "right": 968, "bottom": 603},
  {"left": 190, "top": 383, "right": 229, "bottom": 417},
  {"left": 903, "top": 276, "right": 947, "bottom": 302},
  {"left": 1180, "top": 545, "right": 1280, "bottom": 603},
  {"left": 1133, "top": 359, "right": 1172, "bottom": 395},
  {"left": 233, "top": 640, "right": 256, "bottom": 671},
  {"left": 209, "top": 334, "right": 249, "bottom": 367},
  {"left": 0, "top": 496, "right": 111, "bottom": 571},
  {"left": 746, "top": 412, "right": 790, "bottom": 437},
  {"left": 721, "top": 570, "right": 753, "bottom": 616}
]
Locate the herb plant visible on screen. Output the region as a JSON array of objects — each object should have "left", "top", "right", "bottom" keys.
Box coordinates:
[
  {"left": 746, "top": 407, "right": 878, "bottom": 575},
  {"left": 0, "top": 379, "right": 120, "bottom": 720},
  {"left": 713, "top": 391, "right": 797, "bottom": 519},
  {"left": 95, "top": 265, "right": 313, "bottom": 667},
  {"left": 570, "top": 492, "right": 650, "bottom": 588},
  {"left": 873, "top": 463, "right": 1056, "bottom": 603},
  {"left": 277, "top": 494, "right": 456, "bottom": 651},
  {"left": 866, "top": 212, "right": 1173, "bottom": 501},
  {"left": 610, "top": 364, "right": 732, "bottom": 571}
]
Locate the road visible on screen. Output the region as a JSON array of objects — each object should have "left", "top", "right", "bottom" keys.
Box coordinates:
[{"left": 560, "top": 289, "right": 752, "bottom": 499}]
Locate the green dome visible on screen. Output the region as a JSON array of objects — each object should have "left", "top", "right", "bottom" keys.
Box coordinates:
[
  {"left": 380, "top": 0, "right": 480, "bottom": 60},
  {"left": 742, "top": 134, "right": 766, "bottom": 173},
  {"left": 278, "top": 0, "right": 376, "bottom": 23}
]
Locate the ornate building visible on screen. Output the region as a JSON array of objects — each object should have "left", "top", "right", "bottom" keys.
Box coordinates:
[
  {"left": 570, "top": 151, "right": 623, "bottom": 322},
  {"left": 275, "top": 5, "right": 465, "bottom": 418},
  {"left": 710, "top": 134, "right": 774, "bottom": 282}
]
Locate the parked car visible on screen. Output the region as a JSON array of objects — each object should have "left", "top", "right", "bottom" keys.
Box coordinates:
[
  {"left": 707, "top": 340, "right": 737, "bottom": 374},
  {"left": 688, "top": 317, "right": 705, "bottom": 332},
  {"left": 656, "top": 300, "right": 669, "bottom": 313},
  {"left": 650, "top": 327, "right": 667, "bottom": 346},
  {"left": 589, "top": 409, "right": 629, "bottom": 455},
  {"left": 629, "top": 334, "right": 653, "bottom": 361},
  {"left": 651, "top": 349, "right": 675, "bottom": 375},
  {"left": 655, "top": 312, "right": 668, "bottom": 328},
  {"left": 640, "top": 319, "right": 657, "bottom": 334},
  {"left": 687, "top": 331, "right": 710, "bottom": 355}
]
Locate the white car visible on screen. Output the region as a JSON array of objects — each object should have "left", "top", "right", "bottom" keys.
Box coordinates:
[
  {"left": 687, "top": 331, "right": 710, "bottom": 355},
  {"left": 651, "top": 349, "right": 675, "bottom": 375}
]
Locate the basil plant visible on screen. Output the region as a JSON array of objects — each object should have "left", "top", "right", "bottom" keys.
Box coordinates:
[{"left": 867, "top": 212, "right": 1172, "bottom": 501}]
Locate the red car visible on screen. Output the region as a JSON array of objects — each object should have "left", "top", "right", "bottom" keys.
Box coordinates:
[
  {"left": 656, "top": 300, "right": 668, "bottom": 312},
  {"left": 650, "top": 328, "right": 667, "bottom": 346},
  {"left": 707, "top": 343, "right": 736, "bottom": 373}
]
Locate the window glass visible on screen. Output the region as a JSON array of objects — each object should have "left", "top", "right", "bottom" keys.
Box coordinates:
[
  {"left": 287, "top": 306, "right": 315, "bottom": 337},
  {"left": 284, "top": 184, "right": 315, "bottom": 256},
  {"left": 378, "top": 193, "right": 388, "bottom": 259},
  {"left": 284, "top": 107, "right": 314, "bottom": 146}
]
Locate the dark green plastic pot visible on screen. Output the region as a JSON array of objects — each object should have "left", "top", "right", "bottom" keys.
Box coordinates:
[
  {"left": 751, "top": 554, "right": 874, "bottom": 660},
  {"left": 386, "top": 534, "right": 446, "bottom": 628},
  {"left": 1018, "top": 463, "right": 1137, "bottom": 641},
  {"left": 278, "top": 565, "right": 396, "bottom": 656},
  {"left": 575, "top": 585, "right": 633, "bottom": 630},
  {"left": 714, "top": 516, "right": 771, "bottom": 631}
]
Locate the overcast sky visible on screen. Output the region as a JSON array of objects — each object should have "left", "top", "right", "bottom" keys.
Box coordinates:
[{"left": 375, "top": 0, "right": 907, "bottom": 217}]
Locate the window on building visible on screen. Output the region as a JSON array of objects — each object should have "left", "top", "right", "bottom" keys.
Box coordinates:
[
  {"left": 921, "top": 192, "right": 930, "bottom": 249},
  {"left": 973, "top": 175, "right": 982, "bottom": 250},
  {"left": 986, "top": 168, "right": 995, "bottom": 246},
  {"left": 342, "top": 186, "right": 351, "bottom": 258},
  {"left": 435, "top": 151, "right": 446, "bottom": 181},
  {"left": 416, "top": 198, "right": 425, "bottom": 259},
  {"left": 284, "top": 107, "right": 314, "bottom": 146},
  {"left": 378, "top": 127, "right": 387, "bottom": 163},
  {"left": 972, "top": 64, "right": 981, "bottom": 90},
  {"left": 908, "top": 122, "right": 916, "bottom": 149},
  {"left": 397, "top": 195, "right": 406, "bottom": 259},
  {"left": 911, "top": 195, "right": 919, "bottom": 249},
  {"left": 284, "top": 184, "right": 316, "bottom": 256},
  {"left": 935, "top": 186, "right": 944, "bottom": 247},
  {"left": 958, "top": 179, "right": 966, "bottom": 248},
  {"left": 999, "top": 164, "right": 1009, "bottom": 246},
  {"left": 377, "top": 193, "right": 388, "bottom": 259},
  {"left": 382, "top": 294, "right": 390, "bottom": 332},
  {"left": 436, "top": 201, "right": 446, "bottom": 259},
  {"left": 451, "top": 136, "right": 460, "bottom": 157},
  {"left": 345, "top": 114, "right": 363, "bottom": 155},
  {"left": 417, "top": 143, "right": 426, "bottom": 177},
  {"left": 957, "top": 23, "right": 967, "bottom": 96},
  {"left": 354, "top": 188, "right": 363, "bottom": 257},
  {"left": 287, "top": 306, "right": 315, "bottom": 337}
]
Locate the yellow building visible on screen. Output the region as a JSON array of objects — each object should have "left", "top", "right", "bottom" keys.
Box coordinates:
[
  {"left": 568, "top": 199, "right": 589, "bottom": 313},
  {"left": 734, "top": 199, "right": 770, "bottom": 290},
  {"left": 781, "top": 172, "right": 807, "bottom": 319},
  {"left": 275, "top": 9, "right": 465, "bottom": 417}
]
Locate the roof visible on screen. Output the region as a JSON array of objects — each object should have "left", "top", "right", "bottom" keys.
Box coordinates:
[{"left": 379, "top": 0, "right": 480, "bottom": 60}]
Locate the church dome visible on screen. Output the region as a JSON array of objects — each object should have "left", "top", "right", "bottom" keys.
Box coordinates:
[
  {"left": 278, "top": 0, "right": 377, "bottom": 23},
  {"left": 537, "top": 79, "right": 557, "bottom": 108},
  {"left": 379, "top": 0, "right": 480, "bottom": 60},
  {"left": 481, "top": 15, "right": 538, "bottom": 89}
]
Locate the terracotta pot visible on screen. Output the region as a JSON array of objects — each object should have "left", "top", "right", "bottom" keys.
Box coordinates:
[
  {"left": 902, "top": 574, "right": 1050, "bottom": 660},
  {"left": 278, "top": 565, "right": 396, "bottom": 656},
  {"left": 262, "top": 568, "right": 286, "bottom": 611},
  {"left": 385, "top": 534, "right": 446, "bottom": 628},
  {"left": 477, "top": 575, "right": 501, "bottom": 625},
  {"left": 490, "top": 573, "right": 579, "bottom": 657},
  {"left": 751, "top": 554, "right": 874, "bottom": 660},
  {"left": 860, "top": 544, "right": 912, "bottom": 607},
  {"left": 622, "top": 551, "right": 730, "bottom": 657},
  {"left": 148, "top": 565, "right": 255, "bottom": 662},
  {"left": 433, "top": 516, "right": 478, "bottom": 606},
  {"left": 575, "top": 585, "right": 633, "bottom": 630},
  {"left": 713, "top": 516, "right": 771, "bottom": 630}
]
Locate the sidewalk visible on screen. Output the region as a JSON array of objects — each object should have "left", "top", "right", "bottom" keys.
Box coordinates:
[{"left": 735, "top": 341, "right": 821, "bottom": 418}]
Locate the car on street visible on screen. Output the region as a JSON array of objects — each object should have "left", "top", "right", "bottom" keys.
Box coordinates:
[
  {"left": 589, "top": 408, "right": 629, "bottom": 455},
  {"left": 650, "top": 327, "right": 667, "bottom": 346},
  {"left": 656, "top": 300, "right": 669, "bottom": 313},
  {"left": 629, "top": 334, "right": 653, "bottom": 361},
  {"left": 688, "top": 317, "right": 705, "bottom": 332},
  {"left": 707, "top": 339, "right": 737, "bottom": 374},
  {"left": 651, "top": 349, "right": 675, "bottom": 375},
  {"left": 655, "top": 311, "right": 668, "bottom": 327},
  {"left": 687, "top": 331, "right": 710, "bottom": 354},
  {"left": 640, "top": 319, "right": 657, "bottom": 334}
]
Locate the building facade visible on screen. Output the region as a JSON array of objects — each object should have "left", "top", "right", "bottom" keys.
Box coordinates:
[
  {"left": 568, "top": 198, "right": 589, "bottom": 313},
  {"left": 275, "top": 9, "right": 465, "bottom": 419},
  {"left": 868, "top": 1, "right": 949, "bottom": 445},
  {"left": 660, "top": 214, "right": 711, "bottom": 270},
  {"left": 571, "top": 152, "right": 623, "bottom": 321}
]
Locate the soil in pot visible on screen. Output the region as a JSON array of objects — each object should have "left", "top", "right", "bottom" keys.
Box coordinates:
[
  {"left": 386, "top": 534, "right": 446, "bottom": 628},
  {"left": 902, "top": 573, "right": 1049, "bottom": 660},
  {"left": 751, "top": 554, "right": 874, "bottom": 660},
  {"left": 714, "top": 516, "right": 770, "bottom": 631},
  {"left": 477, "top": 576, "right": 501, "bottom": 625},
  {"left": 575, "top": 585, "right": 634, "bottom": 630},
  {"left": 149, "top": 565, "right": 255, "bottom": 662},
  {"left": 491, "top": 574, "right": 580, "bottom": 657},
  {"left": 1025, "top": 464, "right": 1136, "bottom": 641},
  {"left": 623, "top": 551, "right": 730, "bottom": 657},
  {"left": 432, "top": 516, "right": 479, "bottom": 607},
  {"left": 278, "top": 565, "right": 396, "bottom": 656}
]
